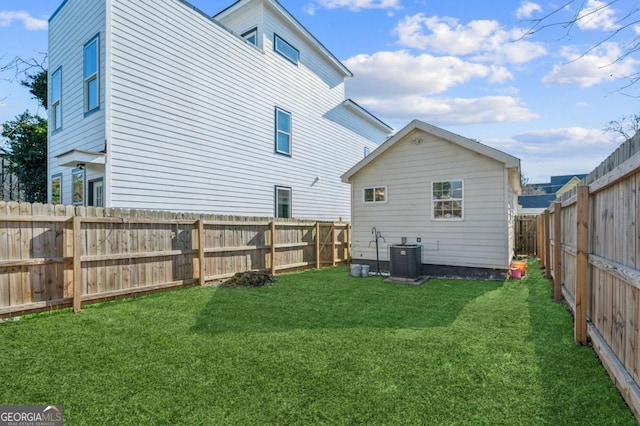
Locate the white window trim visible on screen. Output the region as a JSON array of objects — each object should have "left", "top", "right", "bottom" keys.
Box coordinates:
[
  {"left": 275, "top": 185, "right": 292, "bottom": 218},
  {"left": 431, "top": 179, "right": 464, "bottom": 221},
  {"left": 275, "top": 107, "right": 292, "bottom": 156},
  {"left": 51, "top": 67, "right": 62, "bottom": 131},
  {"left": 363, "top": 186, "right": 387, "bottom": 204}
]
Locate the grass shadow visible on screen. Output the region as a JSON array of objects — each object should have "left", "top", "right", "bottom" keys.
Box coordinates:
[
  {"left": 192, "top": 266, "right": 503, "bottom": 335},
  {"left": 524, "top": 259, "right": 636, "bottom": 425}
]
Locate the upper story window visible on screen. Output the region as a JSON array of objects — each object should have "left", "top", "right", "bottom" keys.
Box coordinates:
[
  {"left": 275, "top": 107, "right": 292, "bottom": 156},
  {"left": 363, "top": 186, "right": 386, "bottom": 203},
  {"left": 274, "top": 34, "right": 299, "bottom": 65},
  {"left": 242, "top": 27, "right": 257, "bottom": 46},
  {"left": 51, "top": 67, "right": 62, "bottom": 131},
  {"left": 83, "top": 34, "right": 100, "bottom": 114},
  {"left": 432, "top": 179, "right": 463, "bottom": 220},
  {"left": 364, "top": 146, "right": 371, "bottom": 157}
]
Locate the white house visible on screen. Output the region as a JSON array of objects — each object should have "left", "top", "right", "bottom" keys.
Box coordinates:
[
  {"left": 341, "top": 120, "right": 521, "bottom": 279},
  {"left": 47, "top": 0, "right": 392, "bottom": 220}
]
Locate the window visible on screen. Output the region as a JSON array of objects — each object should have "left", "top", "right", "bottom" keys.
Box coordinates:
[
  {"left": 83, "top": 34, "right": 100, "bottom": 114},
  {"left": 51, "top": 67, "right": 62, "bottom": 131},
  {"left": 242, "top": 27, "right": 257, "bottom": 46},
  {"left": 363, "top": 186, "right": 386, "bottom": 203},
  {"left": 51, "top": 174, "right": 62, "bottom": 204},
  {"left": 275, "top": 107, "right": 292, "bottom": 155},
  {"left": 364, "top": 146, "right": 371, "bottom": 157},
  {"left": 275, "top": 186, "right": 292, "bottom": 218},
  {"left": 72, "top": 168, "right": 85, "bottom": 206},
  {"left": 274, "top": 34, "right": 299, "bottom": 64},
  {"left": 432, "top": 179, "right": 463, "bottom": 220}
]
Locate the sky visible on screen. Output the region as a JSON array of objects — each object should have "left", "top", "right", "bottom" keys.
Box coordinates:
[{"left": 1, "top": 0, "right": 640, "bottom": 183}]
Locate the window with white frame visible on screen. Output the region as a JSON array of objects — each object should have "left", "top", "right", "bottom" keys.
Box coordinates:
[
  {"left": 363, "top": 186, "right": 386, "bottom": 203},
  {"left": 274, "top": 34, "right": 299, "bottom": 64},
  {"left": 242, "top": 27, "right": 257, "bottom": 46},
  {"left": 275, "top": 107, "right": 292, "bottom": 155},
  {"left": 432, "top": 179, "right": 463, "bottom": 220},
  {"left": 364, "top": 146, "right": 371, "bottom": 157},
  {"left": 51, "top": 174, "right": 62, "bottom": 205},
  {"left": 51, "top": 67, "right": 62, "bottom": 131},
  {"left": 72, "top": 168, "right": 85, "bottom": 206},
  {"left": 275, "top": 186, "right": 292, "bottom": 218},
  {"left": 83, "top": 34, "right": 100, "bottom": 114}
]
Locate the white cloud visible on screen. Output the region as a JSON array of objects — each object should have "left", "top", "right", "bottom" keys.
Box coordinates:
[
  {"left": 542, "top": 43, "right": 637, "bottom": 87},
  {"left": 393, "top": 14, "right": 547, "bottom": 64},
  {"left": 305, "top": 0, "right": 400, "bottom": 12},
  {"left": 352, "top": 95, "right": 539, "bottom": 125},
  {"left": 576, "top": 0, "right": 619, "bottom": 31},
  {"left": 516, "top": 1, "right": 542, "bottom": 19},
  {"left": 0, "top": 11, "right": 47, "bottom": 30},
  {"left": 496, "top": 127, "right": 621, "bottom": 181},
  {"left": 344, "top": 50, "right": 509, "bottom": 96}
]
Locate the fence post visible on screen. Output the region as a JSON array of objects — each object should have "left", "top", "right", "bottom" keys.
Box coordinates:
[
  {"left": 73, "top": 216, "right": 82, "bottom": 313},
  {"left": 270, "top": 221, "right": 276, "bottom": 275},
  {"left": 331, "top": 225, "right": 336, "bottom": 267},
  {"left": 553, "top": 201, "right": 562, "bottom": 301},
  {"left": 575, "top": 185, "right": 590, "bottom": 343},
  {"left": 536, "top": 215, "right": 543, "bottom": 266},
  {"left": 197, "top": 219, "right": 205, "bottom": 286},
  {"left": 346, "top": 223, "right": 351, "bottom": 262},
  {"left": 315, "top": 222, "right": 321, "bottom": 269},
  {"left": 544, "top": 210, "right": 551, "bottom": 279}
]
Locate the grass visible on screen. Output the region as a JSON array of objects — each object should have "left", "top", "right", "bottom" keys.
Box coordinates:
[{"left": 0, "top": 260, "right": 635, "bottom": 425}]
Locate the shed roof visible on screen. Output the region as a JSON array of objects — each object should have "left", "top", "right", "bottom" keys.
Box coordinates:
[{"left": 341, "top": 119, "right": 521, "bottom": 186}]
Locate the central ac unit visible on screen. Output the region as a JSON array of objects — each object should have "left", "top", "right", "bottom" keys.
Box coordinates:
[{"left": 389, "top": 245, "right": 422, "bottom": 279}]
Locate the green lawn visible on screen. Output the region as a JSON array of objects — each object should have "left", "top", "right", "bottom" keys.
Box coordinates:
[{"left": 0, "top": 261, "right": 635, "bottom": 425}]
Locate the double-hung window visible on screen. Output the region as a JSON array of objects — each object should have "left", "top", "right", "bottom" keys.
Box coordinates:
[
  {"left": 432, "top": 180, "right": 463, "bottom": 220},
  {"left": 275, "top": 107, "right": 292, "bottom": 155},
  {"left": 83, "top": 34, "right": 100, "bottom": 114},
  {"left": 51, "top": 67, "right": 62, "bottom": 131},
  {"left": 274, "top": 34, "right": 299, "bottom": 64}
]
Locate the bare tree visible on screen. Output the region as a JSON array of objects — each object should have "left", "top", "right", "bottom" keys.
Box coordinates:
[
  {"left": 521, "top": 0, "right": 640, "bottom": 89},
  {"left": 603, "top": 112, "right": 640, "bottom": 140}
]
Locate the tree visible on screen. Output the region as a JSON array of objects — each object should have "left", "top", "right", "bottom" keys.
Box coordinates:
[
  {"left": 523, "top": 0, "right": 640, "bottom": 89},
  {"left": 1, "top": 112, "right": 47, "bottom": 203},
  {"left": 0, "top": 61, "right": 48, "bottom": 203},
  {"left": 520, "top": 172, "right": 547, "bottom": 195},
  {"left": 603, "top": 112, "right": 640, "bottom": 140}
]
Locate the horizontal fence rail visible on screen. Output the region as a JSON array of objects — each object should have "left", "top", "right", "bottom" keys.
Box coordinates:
[
  {"left": 0, "top": 202, "right": 350, "bottom": 317},
  {"left": 539, "top": 131, "right": 640, "bottom": 422}
]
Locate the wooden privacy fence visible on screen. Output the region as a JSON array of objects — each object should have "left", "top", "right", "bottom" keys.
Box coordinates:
[
  {"left": 514, "top": 215, "right": 537, "bottom": 256},
  {"left": 540, "top": 132, "right": 640, "bottom": 422},
  {"left": 0, "top": 202, "right": 350, "bottom": 318}
]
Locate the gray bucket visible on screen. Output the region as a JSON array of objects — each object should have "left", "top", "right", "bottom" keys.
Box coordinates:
[
  {"left": 350, "top": 264, "right": 362, "bottom": 277},
  {"left": 361, "top": 265, "right": 370, "bottom": 277}
]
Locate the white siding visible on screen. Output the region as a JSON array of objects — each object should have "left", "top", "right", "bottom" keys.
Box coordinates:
[
  {"left": 215, "top": 1, "right": 265, "bottom": 49},
  {"left": 106, "top": 0, "right": 387, "bottom": 219},
  {"left": 350, "top": 130, "right": 512, "bottom": 270},
  {"left": 48, "top": 0, "right": 106, "bottom": 205}
]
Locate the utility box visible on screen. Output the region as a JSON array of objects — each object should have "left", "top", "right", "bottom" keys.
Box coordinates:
[{"left": 389, "top": 245, "right": 422, "bottom": 279}]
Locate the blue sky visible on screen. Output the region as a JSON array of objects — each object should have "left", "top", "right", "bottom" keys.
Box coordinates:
[{"left": 1, "top": 0, "right": 639, "bottom": 182}]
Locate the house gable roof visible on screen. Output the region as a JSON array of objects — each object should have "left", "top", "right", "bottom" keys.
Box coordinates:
[
  {"left": 214, "top": 0, "right": 353, "bottom": 78},
  {"left": 341, "top": 120, "right": 521, "bottom": 186}
]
